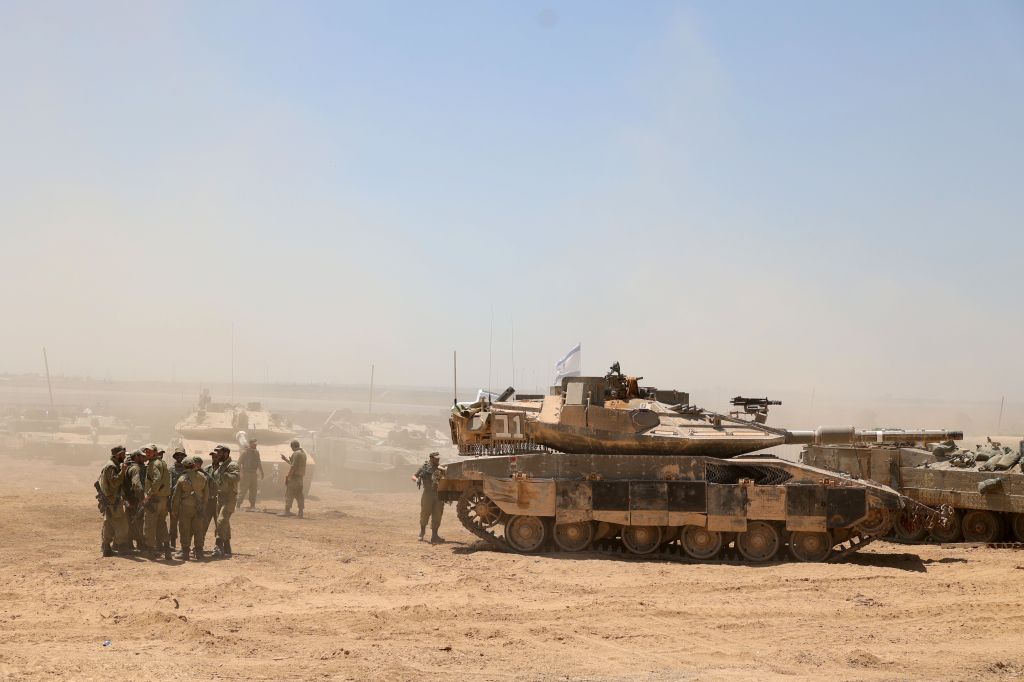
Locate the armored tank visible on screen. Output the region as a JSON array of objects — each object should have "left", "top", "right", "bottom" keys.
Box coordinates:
[
  {"left": 436, "top": 364, "right": 961, "bottom": 563},
  {"left": 802, "top": 438, "right": 1024, "bottom": 544},
  {"left": 175, "top": 391, "right": 314, "bottom": 496}
]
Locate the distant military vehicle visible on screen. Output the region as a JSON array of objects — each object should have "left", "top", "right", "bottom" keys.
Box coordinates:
[
  {"left": 802, "top": 438, "right": 1024, "bottom": 543},
  {"left": 175, "top": 392, "right": 314, "bottom": 496},
  {"left": 315, "top": 414, "right": 451, "bottom": 491},
  {"left": 2, "top": 407, "right": 142, "bottom": 465},
  {"left": 436, "top": 363, "right": 959, "bottom": 563}
]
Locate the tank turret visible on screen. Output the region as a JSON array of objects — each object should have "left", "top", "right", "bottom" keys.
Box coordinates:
[{"left": 449, "top": 364, "right": 962, "bottom": 458}]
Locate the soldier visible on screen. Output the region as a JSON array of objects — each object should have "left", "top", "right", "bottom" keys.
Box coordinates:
[
  {"left": 412, "top": 452, "right": 445, "bottom": 544},
  {"left": 97, "top": 445, "right": 130, "bottom": 557},
  {"left": 142, "top": 443, "right": 172, "bottom": 560},
  {"left": 212, "top": 444, "right": 240, "bottom": 557},
  {"left": 236, "top": 438, "right": 264, "bottom": 511},
  {"left": 278, "top": 439, "right": 307, "bottom": 518},
  {"left": 168, "top": 448, "right": 188, "bottom": 549},
  {"left": 123, "top": 449, "right": 147, "bottom": 551},
  {"left": 170, "top": 457, "right": 209, "bottom": 560},
  {"left": 199, "top": 448, "right": 221, "bottom": 549}
]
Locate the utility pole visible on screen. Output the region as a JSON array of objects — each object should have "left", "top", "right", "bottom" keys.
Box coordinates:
[
  {"left": 997, "top": 395, "right": 1005, "bottom": 434},
  {"left": 230, "top": 324, "right": 235, "bottom": 404},
  {"left": 368, "top": 364, "right": 375, "bottom": 415},
  {"left": 42, "top": 347, "right": 55, "bottom": 414}
]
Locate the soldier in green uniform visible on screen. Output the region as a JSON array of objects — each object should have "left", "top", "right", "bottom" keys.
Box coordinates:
[
  {"left": 123, "top": 449, "right": 147, "bottom": 551},
  {"left": 412, "top": 452, "right": 445, "bottom": 544},
  {"left": 97, "top": 446, "right": 130, "bottom": 557},
  {"left": 212, "top": 444, "right": 240, "bottom": 556},
  {"left": 168, "top": 448, "right": 188, "bottom": 549},
  {"left": 200, "top": 449, "right": 221, "bottom": 549},
  {"left": 170, "top": 457, "right": 209, "bottom": 560},
  {"left": 142, "top": 444, "right": 172, "bottom": 559},
  {"left": 278, "top": 439, "right": 307, "bottom": 518},
  {"left": 236, "top": 439, "right": 264, "bottom": 511}
]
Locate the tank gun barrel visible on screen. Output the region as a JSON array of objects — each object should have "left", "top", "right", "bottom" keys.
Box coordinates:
[{"left": 784, "top": 427, "right": 963, "bottom": 446}]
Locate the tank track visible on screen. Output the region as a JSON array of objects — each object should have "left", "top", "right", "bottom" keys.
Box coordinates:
[{"left": 456, "top": 489, "right": 881, "bottom": 565}]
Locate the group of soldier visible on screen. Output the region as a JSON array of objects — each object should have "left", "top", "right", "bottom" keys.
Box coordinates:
[{"left": 96, "top": 438, "right": 309, "bottom": 560}]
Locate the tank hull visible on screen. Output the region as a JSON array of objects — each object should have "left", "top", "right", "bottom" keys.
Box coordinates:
[
  {"left": 438, "top": 451, "right": 926, "bottom": 563},
  {"left": 802, "top": 444, "right": 1024, "bottom": 543}
]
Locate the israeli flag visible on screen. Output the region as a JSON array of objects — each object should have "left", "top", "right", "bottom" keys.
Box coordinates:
[{"left": 552, "top": 343, "right": 582, "bottom": 384}]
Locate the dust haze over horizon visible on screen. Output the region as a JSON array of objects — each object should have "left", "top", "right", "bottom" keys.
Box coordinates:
[{"left": 2, "top": 2, "right": 1022, "bottom": 407}]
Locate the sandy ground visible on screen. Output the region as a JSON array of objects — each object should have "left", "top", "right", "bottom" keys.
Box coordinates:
[{"left": 2, "top": 452, "right": 1024, "bottom": 682}]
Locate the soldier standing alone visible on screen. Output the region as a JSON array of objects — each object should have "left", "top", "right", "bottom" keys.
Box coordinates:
[
  {"left": 170, "top": 457, "right": 209, "bottom": 560},
  {"left": 278, "top": 439, "right": 307, "bottom": 518},
  {"left": 236, "top": 439, "right": 264, "bottom": 511},
  {"left": 212, "top": 444, "right": 240, "bottom": 556},
  {"left": 412, "top": 452, "right": 445, "bottom": 544},
  {"left": 97, "top": 446, "right": 130, "bottom": 557}
]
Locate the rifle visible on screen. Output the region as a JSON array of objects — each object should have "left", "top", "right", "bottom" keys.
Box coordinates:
[{"left": 94, "top": 481, "right": 109, "bottom": 515}]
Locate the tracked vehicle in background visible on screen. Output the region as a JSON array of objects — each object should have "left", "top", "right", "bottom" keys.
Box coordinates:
[
  {"left": 175, "top": 391, "right": 314, "bottom": 497},
  {"left": 436, "top": 364, "right": 961, "bottom": 563},
  {"left": 802, "top": 438, "right": 1024, "bottom": 545}
]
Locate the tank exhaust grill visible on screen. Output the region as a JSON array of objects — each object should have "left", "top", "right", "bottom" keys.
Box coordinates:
[{"left": 705, "top": 463, "right": 793, "bottom": 486}]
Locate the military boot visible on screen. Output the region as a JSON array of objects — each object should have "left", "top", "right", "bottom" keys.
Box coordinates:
[
  {"left": 194, "top": 548, "right": 205, "bottom": 561},
  {"left": 297, "top": 509, "right": 304, "bottom": 519},
  {"left": 418, "top": 526, "right": 426, "bottom": 541},
  {"left": 212, "top": 540, "right": 224, "bottom": 557},
  {"left": 430, "top": 531, "right": 445, "bottom": 544},
  {"left": 278, "top": 510, "right": 294, "bottom": 517},
  {"left": 102, "top": 544, "right": 114, "bottom": 558},
  {"left": 224, "top": 541, "right": 233, "bottom": 557},
  {"left": 163, "top": 544, "right": 173, "bottom": 561},
  {"left": 179, "top": 550, "right": 190, "bottom": 561}
]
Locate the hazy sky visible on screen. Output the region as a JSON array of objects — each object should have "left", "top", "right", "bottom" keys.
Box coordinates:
[{"left": 2, "top": 2, "right": 1022, "bottom": 402}]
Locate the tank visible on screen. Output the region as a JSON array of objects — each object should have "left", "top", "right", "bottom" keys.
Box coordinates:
[
  {"left": 2, "top": 407, "right": 145, "bottom": 465},
  {"left": 801, "top": 437, "right": 1024, "bottom": 544},
  {"left": 315, "top": 414, "right": 452, "bottom": 492},
  {"left": 174, "top": 390, "right": 314, "bottom": 496},
  {"left": 436, "top": 364, "right": 960, "bottom": 563}
]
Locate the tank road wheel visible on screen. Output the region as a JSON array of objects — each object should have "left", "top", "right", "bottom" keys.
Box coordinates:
[
  {"left": 1012, "top": 514, "right": 1024, "bottom": 542},
  {"left": 462, "top": 491, "right": 502, "bottom": 528},
  {"left": 962, "top": 510, "right": 1004, "bottom": 543},
  {"left": 788, "top": 531, "right": 833, "bottom": 562},
  {"left": 553, "top": 521, "right": 594, "bottom": 552},
  {"left": 855, "top": 508, "right": 894, "bottom": 537},
  {"left": 930, "top": 509, "right": 963, "bottom": 543},
  {"left": 681, "top": 526, "right": 722, "bottom": 560},
  {"left": 893, "top": 510, "right": 929, "bottom": 543},
  {"left": 736, "top": 522, "right": 781, "bottom": 563},
  {"left": 621, "top": 525, "right": 663, "bottom": 555},
  {"left": 505, "top": 515, "right": 549, "bottom": 553}
]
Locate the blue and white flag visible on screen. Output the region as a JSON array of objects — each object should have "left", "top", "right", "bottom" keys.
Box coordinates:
[{"left": 552, "top": 343, "right": 582, "bottom": 385}]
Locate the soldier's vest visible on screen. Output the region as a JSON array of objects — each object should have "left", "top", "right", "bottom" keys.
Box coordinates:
[
  {"left": 178, "top": 471, "right": 207, "bottom": 511},
  {"left": 204, "top": 467, "right": 218, "bottom": 496},
  {"left": 216, "top": 462, "right": 240, "bottom": 497},
  {"left": 98, "top": 461, "right": 119, "bottom": 501}
]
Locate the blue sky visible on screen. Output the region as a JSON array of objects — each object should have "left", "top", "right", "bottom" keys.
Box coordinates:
[{"left": 1, "top": 2, "right": 1021, "bottom": 402}]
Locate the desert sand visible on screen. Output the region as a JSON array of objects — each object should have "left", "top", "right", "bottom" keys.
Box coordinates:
[{"left": 1, "top": 451, "right": 1023, "bottom": 682}]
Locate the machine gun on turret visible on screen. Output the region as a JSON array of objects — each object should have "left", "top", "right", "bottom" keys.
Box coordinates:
[{"left": 730, "top": 396, "right": 782, "bottom": 423}]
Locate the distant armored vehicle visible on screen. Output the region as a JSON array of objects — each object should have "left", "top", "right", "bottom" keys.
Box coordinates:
[
  {"left": 175, "top": 393, "right": 314, "bottom": 496},
  {"left": 2, "top": 408, "right": 142, "bottom": 465},
  {"left": 436, "top": 364, "right": 958, "bottom": 563},
  {"left": 802, "top": 438, "right": 1024, "bottom": 543},
  {"left": 315, "top": 414, "right": 451, "bottom": 491}
]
